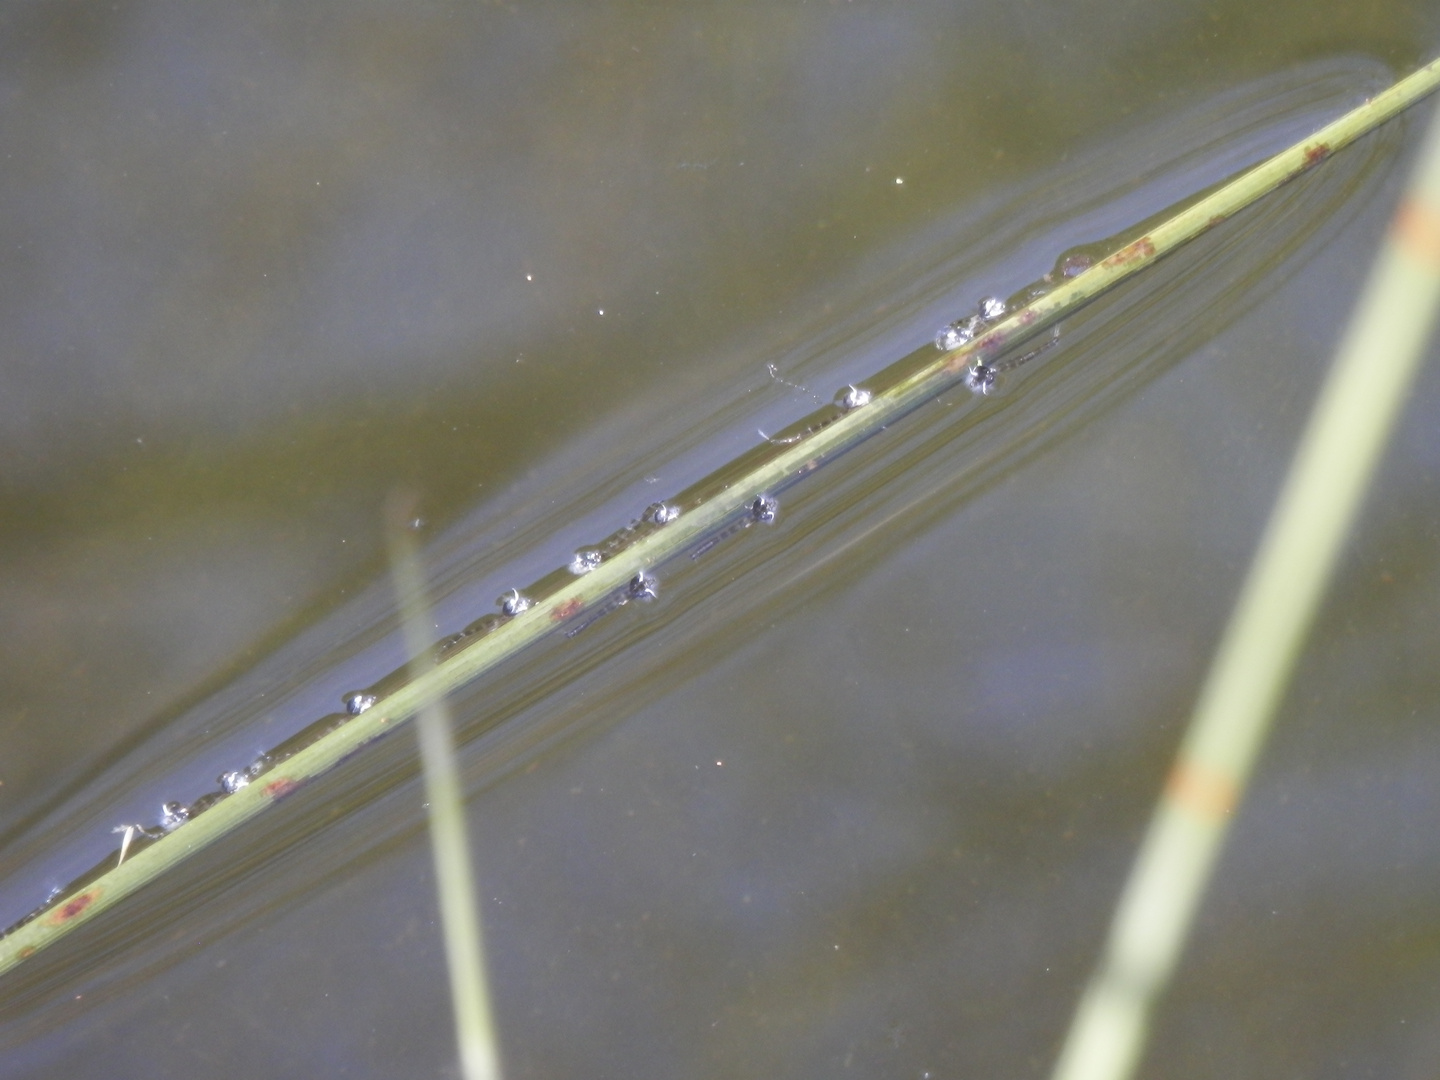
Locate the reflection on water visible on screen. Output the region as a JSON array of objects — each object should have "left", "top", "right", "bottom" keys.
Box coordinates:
[{"left": 2, "top": 6, "right": 1439, "bottom": 1079}]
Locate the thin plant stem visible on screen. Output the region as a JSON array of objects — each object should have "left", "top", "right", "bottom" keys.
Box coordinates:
[
  {"left": 1049, "top": 91, "right": 1440, "bottom": 1080},
  {"left": 3, "top": 58, "right": 1439, "bottom": 977},
  {"left": 388, "top": 494, "right": 503, "bottom": 1080}
]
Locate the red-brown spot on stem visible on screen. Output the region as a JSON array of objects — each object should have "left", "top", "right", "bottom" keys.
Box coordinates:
[
  {"left": 1392, "top": 197, "right": 1440, "bottom": 270},
  {"left": 1101, "top": 236, "right": 1156, "bottom": 269},
  {"left": 1165, "top": 758, "right": 1237, "bottom": 822},
  {"left": 264, "top": 777, "right": 301, "bottom": 800},
  {"left": 1207, "top": 214, "right": 1228, "bottom": 228},
  {"left": 50, "top": 890, "right": 98, "bottom": 924},
  {"left": 976, "top": 331, "right": 1005, "bottom": 355},
  {"left": 550, "top": 597, "right": 584, "bottom": 622},
  {"left": 1019, "top": 308, "right": 1039, "bottom": 325},
  {"left": 1303, "top": 142, "right": 1331, "bottom": 166}
]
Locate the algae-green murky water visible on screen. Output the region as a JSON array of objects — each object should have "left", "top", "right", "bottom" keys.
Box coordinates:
[{"left": 3, "top": 6, "right": 1440, "bottom": 1078}]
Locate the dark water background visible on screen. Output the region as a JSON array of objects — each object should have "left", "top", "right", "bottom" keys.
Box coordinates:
[{"left": 2, "top": 5, "right": 1440, "bottom": 1078}]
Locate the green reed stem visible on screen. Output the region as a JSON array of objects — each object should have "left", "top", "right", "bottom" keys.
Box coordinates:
[
  {"left": 388, "top": 496, "right": 503, "bottom": 1080},
  {"left": 1049, "top": 80, "right": 1440, "bottom": 1080},
  {"left": 3, "top": 57, "right": 1438, "bottom": 978}
]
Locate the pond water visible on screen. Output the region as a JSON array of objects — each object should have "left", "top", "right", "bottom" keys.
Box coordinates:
[{"left": 2, "top": 5, "right": 1440, "bottom": 1078}]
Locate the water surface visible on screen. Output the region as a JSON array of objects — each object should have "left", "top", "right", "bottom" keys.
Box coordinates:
[{"left": 3, "top": 5, "right": 1440, "bottom": 1078}]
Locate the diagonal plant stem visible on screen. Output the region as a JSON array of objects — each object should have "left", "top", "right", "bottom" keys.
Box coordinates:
[
  {"left": 3, "top": 57, "right": 1438, "bottom": 978},
  {"left": 1048, "top": 81, "right": 1440, "bottom": 1080}
]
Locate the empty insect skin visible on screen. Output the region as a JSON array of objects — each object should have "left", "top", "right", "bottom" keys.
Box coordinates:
[
  {"left": 159, "top": 801, "right": 190, "bottom": 832},
  {"left": 751, "top": 494, "right": 779, "bottom": 524},
  {"left": 499, "top": 589, "right": 532, "bottom": 617},
  {"left": 965, "top": 364, "right": 998, "bottom": 396},
  {"left": 643, "top": 502, "right": 681, "bottom": 525},
  {"left": 344, "top": 691, "right": 379, "bottom": 716},
  {"left": 569, "top": 550, "right": 604, "bottom": 575},
  {"left": 628, "top": 570, "right": 659, "bottom": 601},
  {"left": 563, "top": 569, "right": 660, "bottom": 638},
  {"left": 935, "top": 314, "right": 982, "bottom": 351}
]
